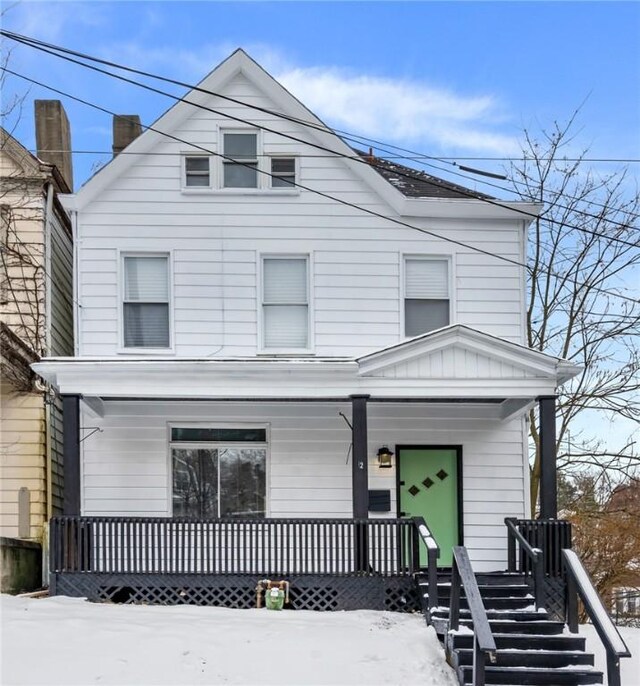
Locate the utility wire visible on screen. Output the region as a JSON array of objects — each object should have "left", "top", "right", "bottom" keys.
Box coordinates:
[
  {"left": 6, "top": 28, "right": 639, "bottom": 226},
  {"left": 4, "top": 29, "right": 640, "bottom": 235},
  {"left": 3, "top": 64, "right": 639, "bottom": 308}
]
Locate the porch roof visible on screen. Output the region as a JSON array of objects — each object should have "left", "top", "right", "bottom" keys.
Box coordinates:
[{"left": 33, "top": 325, "right": 579, "bottom": 404}]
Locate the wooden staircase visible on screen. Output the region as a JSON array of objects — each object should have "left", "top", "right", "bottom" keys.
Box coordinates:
[{"left": 417, "top": 570, "right": 603, "bottom": 685}]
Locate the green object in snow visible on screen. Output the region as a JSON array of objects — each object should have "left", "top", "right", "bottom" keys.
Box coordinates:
[{"left": 265, "top": 586, "right": 285, "bottom": 610}]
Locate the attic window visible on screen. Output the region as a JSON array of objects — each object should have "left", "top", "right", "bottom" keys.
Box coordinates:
[
  {"left": 270, "top": 158, "right": 296, "bottom": 188},
  {"left": 185, "top": 156, "right": 210, "bottom": 187},
  {"left": 222, "top": 132, "right": 258, "bottom": 188}
]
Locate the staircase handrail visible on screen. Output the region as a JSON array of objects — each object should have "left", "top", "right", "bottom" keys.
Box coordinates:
[
  {"left": 504, "top": 517, "right": 546, "bottom": 610},
  {"left": 412, "top": 516, "right": 440, "bottom": 610},
  {"left": 563, "top": 549, "right": 631, "bottom": 686},
  {"left": 449, "top": 546, "right": 496, "bottom": 686}
]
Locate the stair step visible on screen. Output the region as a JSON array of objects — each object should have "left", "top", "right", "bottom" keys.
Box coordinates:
[
  {"left": 426, "top": 596, "right": 535, "bottom": 611},
  {"left": 450, "top": 633, "right": 587, "bottom": 652},
  {"left": 421, "top": 583, "right": 532, "bottom": 599},
  {"left": 451, "top": 619, "right": 565, "bottom": 634},
  {"left": 420, "top": 572, "right": 528, "bottom": 586},
  {"left": 453, "top": 649, "right": 594, "bottom": 669},
  {"left": 432, "top": 609, "right": 544, "bottom": 622},
  {"left": 458, "top": 665, "right": 603, "bottom": 685}
]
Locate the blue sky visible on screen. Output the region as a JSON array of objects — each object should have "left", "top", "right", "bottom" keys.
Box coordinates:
[
  {"left": 2, "top": 1, "right": 638, "bottom": 452},
  {"left": 2, "top": 1, "right": 639, "bottom": 189}
]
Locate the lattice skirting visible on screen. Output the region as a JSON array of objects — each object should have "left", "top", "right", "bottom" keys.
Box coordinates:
[
  {"left": 544, "top": 577, "right": 567, "bottom": 622},
  {"left": 51, "top": 573, "right": 420, "bottom": 612}
]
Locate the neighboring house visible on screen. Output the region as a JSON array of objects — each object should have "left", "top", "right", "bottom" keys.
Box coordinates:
[
  {"left": 0, "top": 104, "right": 73, "bottom": 589},
  {"left": 34, "top": 50, "right": 578, "bottom": 576}
]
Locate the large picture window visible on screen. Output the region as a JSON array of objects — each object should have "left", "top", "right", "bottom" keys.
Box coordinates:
[
  {"left": 123, "top": 254, "right": 170, "bottom": 348},
  {"left": 171, "top": 427, "right": 267, "bottom": 518},
  {"left": 404, "top": 257, "right": 450, "bottom": 337},
  {"left": 262, "top": 256, "right": 309, "bottom": 349}
]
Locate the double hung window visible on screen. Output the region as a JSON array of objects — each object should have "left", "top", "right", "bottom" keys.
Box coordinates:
[
  {"left": 404, "top": 257, "right": 450, "bottom": 337},
  {"left": 170, "top": 427, "right": 267, "bottom": 518},
  {"left": 262, "top": 257, "right": 309, "bottom": 350},
  {"left": 122, "top": 254, "right": 170, "bottom": 348},
  {"left": 222, "top": 132, "right": 258, "bottom": 188},
  {"left": 270, "top": 158, "right": 296, "bottom": 188},
  {"left": 184, "top": 156, "right": 210, "bottom": 187}
]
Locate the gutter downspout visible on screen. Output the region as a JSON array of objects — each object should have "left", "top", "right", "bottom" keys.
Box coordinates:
[
  {"left": 71, "top": 209, "right": 80, "bottom": 355},
  {"left": 43, "top": 182, "right": 54, "bottom": 585}
]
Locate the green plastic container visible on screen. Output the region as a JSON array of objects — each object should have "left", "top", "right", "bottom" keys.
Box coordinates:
[{"left": 265, "top": 586, "right": 285, "bottom": 610}]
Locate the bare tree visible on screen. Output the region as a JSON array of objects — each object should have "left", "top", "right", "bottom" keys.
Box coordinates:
[{"left": 509, "top": 114, "right": 640, "bottom": 515}]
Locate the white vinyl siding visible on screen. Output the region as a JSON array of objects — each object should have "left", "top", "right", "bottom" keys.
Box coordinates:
[
  {"left": 76, "top": 71, "right": 525, "bottom": 356},
  {"left": 81, "top": 400, "right": 527, "bottom": 572},
  {"left": 262, "top": 256, "right": 309, "bottom": 350},
  {"left": 404, "top": 258, "right": 450, "bottom": 337},
  {"left": 122, "top": 255, "right": 170, "bottom": 348}
]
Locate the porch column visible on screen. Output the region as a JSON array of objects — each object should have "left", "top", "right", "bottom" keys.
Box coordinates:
[
  {"left": 62, "top": 394, "right": 81, "bottom": 515},
  {"left": 350, "top": 394, "right": 370, "bottom": 518},
  {"left": 538, "top": 395, "right": 557, "bottom": 519}
]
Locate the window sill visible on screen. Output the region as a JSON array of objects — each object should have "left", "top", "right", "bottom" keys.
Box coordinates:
[
  {"left": 257, "top": 350, "right": 316, "bottom": 357},
  {"left": 117, "top": 348, "right": 176, "bottom": 356},
  {"left": 180, "top": 188, "right": 301, "bottom": 197}
]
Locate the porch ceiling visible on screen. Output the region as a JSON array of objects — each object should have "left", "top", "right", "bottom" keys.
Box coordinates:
[{"left": 32, "top": 326, "right": 577, "bottom": 404}]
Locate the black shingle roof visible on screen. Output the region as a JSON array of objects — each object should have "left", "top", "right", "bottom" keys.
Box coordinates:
[{"left": 355, "top": 149, "right": 495, "bottom": 200}]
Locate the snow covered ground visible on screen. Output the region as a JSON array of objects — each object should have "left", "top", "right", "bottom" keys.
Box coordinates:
[
  {"left": 0, "top": 595, "right": 458, "bottom": 686},
  {"left": 581, "top": 623, "right": 640, "bottom": 686}
]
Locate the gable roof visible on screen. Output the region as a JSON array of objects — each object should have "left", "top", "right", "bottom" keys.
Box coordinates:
[
  {"left": 357, "top": 324, "right": 580, "bottom": 386},
  {"left": 356, "top": 150, "right": 495, "bottom": 200},
  {"left": 67, "top": 49, "right": 540, "bottom": 220}
]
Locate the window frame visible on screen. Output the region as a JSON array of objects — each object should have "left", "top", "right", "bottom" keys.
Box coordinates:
[
  {"left": 269, "top": 155, "right": 298, "bottom": 190},
  {"left": 221, "top": 128, "right": 260, "bottom": 190},
  {"left": 210, "top": 127, "right": 299, "bottom": 195},
  {"left": 167, "top": 422, "right": 270, "bottom": 517},
  {"left": 118, "top": 250, "right": 174, "bottom": 354},
  {"left": 182, "top": 154, "right": 212, "bottom": 191},
  {"left": 400, "top": 254, "right": 454, "bottom": 339},
  {"left": 258, "top": 253, "right": 314, "bottom": 355}
]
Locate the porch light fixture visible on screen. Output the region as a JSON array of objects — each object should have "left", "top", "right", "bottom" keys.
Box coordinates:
[{"left": 376, "top": 446, "right": 394, "bottom": 468}]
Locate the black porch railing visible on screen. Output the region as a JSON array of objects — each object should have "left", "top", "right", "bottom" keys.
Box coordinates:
[
  {"left": 564, "top": 549, "right": 631, "bottom": 686},
  {"left": 50, "top": 516, "right": 422, "bottom": 577},
  {"left": 448, "top": 546, "right": 496, "bottom": 686}
]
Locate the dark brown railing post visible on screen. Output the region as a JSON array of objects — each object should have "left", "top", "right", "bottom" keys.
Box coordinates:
[
  {"left": 473, "top": 637, "right": 485, "bottom": 686},
  {"left": 566, "top": 568, "right": 578, "bottom": 632},
  {"left": 506, "top": 517, "right": 516, "bottom": 572},
  {"left": 449, "top": 555, "right": 461, "bottom": 632},
  {"left": 411, "top": 521, "right": 420, "bottom": 573}
]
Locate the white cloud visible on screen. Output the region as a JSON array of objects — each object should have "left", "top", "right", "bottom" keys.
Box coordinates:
[
  {"left": 277, "top": 67, "right": 519, "bottom": 155},
  {"left": 5, "top": 1, "right": 108, "bottom": 44}
]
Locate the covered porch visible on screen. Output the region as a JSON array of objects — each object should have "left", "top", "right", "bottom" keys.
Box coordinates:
[{"left": 34, "top": 325, "right": 578, "bottom": 604}]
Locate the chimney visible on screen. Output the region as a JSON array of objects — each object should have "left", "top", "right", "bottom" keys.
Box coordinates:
[
  {"left": 112, "top": 115, "right": 142, "bottom": 157},
  {"left": 35, "top": 100, "right": 73, "bottom": 191}
]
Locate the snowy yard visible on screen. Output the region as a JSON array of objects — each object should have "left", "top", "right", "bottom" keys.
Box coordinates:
[{"left": 1, "top": 595, "right": 458, "bottom": 686}]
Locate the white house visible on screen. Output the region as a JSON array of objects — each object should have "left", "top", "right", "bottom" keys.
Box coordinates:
[{"left": 33, "top": 49, "right": 579, "bottom": 576}]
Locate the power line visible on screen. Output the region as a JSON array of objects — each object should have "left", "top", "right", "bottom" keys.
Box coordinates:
[
  {"left": 3, "top": 65, "right": 639, "bottom": 309},
  {"left": 4, "top": 29, "right": 640, "bottom": 234}
]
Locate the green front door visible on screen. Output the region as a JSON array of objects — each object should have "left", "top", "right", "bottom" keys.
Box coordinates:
[{"left": 398, "top": 447, "right": 460, "bottom": 567}]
